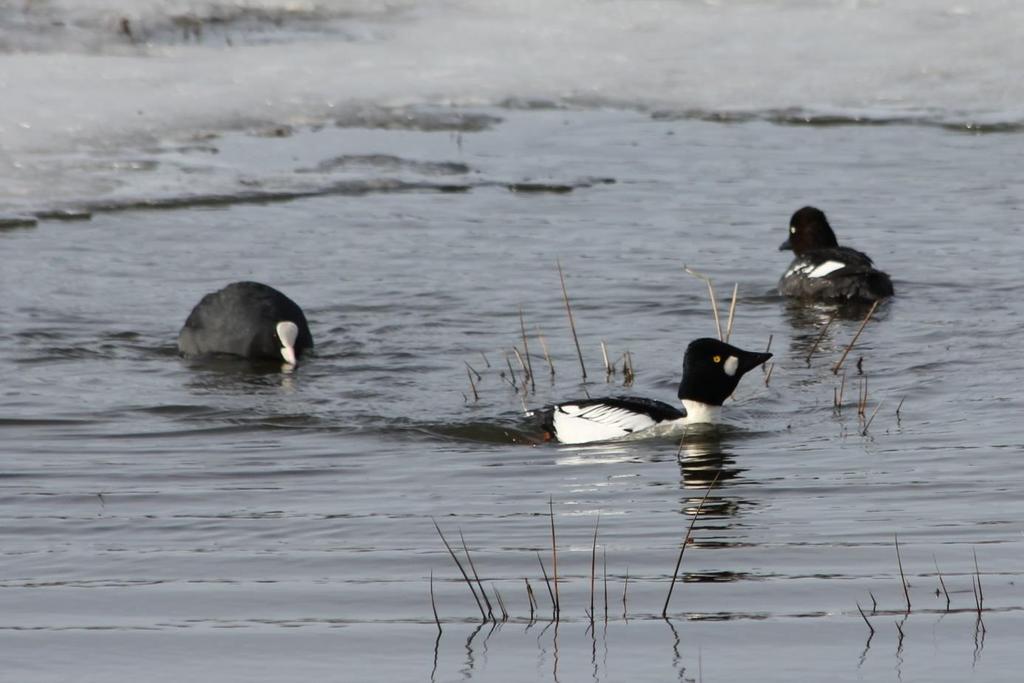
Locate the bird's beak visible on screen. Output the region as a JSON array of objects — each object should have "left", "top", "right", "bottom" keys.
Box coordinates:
[
  {"left": 779, "top": 238, "right": 792, "bottom": 251},
  {"left": 740, "top": 351, "right": 772, "bottom": 375},
  {"left": 280, "top": 345, "right": 297, "bottom": 366}
]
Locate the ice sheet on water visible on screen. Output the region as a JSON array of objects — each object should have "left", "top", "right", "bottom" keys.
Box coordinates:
[{"left": 1, "top": 0, "right": 1022, "bottom": 210}]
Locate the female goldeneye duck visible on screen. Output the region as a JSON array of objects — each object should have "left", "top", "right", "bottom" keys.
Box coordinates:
[
  {"left": 178, "top": 281, "right": 314, "bottom": 367},
  {"left": 779, "top": 206, "right": 894, "bottom": 303},
  {"left": 532, "top": 338, "right": 772, "bottom": 445}
]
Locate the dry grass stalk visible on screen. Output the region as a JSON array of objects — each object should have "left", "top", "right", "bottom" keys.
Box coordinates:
[
  {"left": 513, "top": 346, "right": 531, "bottom": 389},
  {"left": 464, "top": 361, "right": 482, "bottom": 382},
  {"left": 836, "top": 371, "right": 847, "bottom": 413},
  {"left": 869, "top": 591, "right": 877, "bottom": 614},
  {"left": 466, "top": 368, "right": 479, "bottom": 402},
  {"left": 623, "top": 351, "right": 635, "bottom": 386},
  {"left": 430, "top": 569, "right": 442, "bottom": 633},
  {"left": 764, "top": 362, "right": 774, "bottom": 387},
  {"left": 536, "top": 325, "right": 555, "bottom": 377},
  {"left": 662, "top": 471, "right": 721, "bottom": 617},
  {"left": 519, "top": 306, "right": 536, "bottom": 391},
  {"left": 460, "top": 530, "right": 495, "bottom": 622},
  {"left": 557, "top": 258, "right": 588, "bottom": 381},
  {"left": 724, "top": 283, "right": 738, "bottom": 343},
  {"left": 525, "top": 578, "right": 537, "bottom": 620},
  {"left": 684, "top": 266, "right": 723, "bottom": 341},
  {"left": 479, "top": 351, "right": 491, "bottom": 368},
  {"left": 862, "top": 399, "right": 883, "bottom": 436},
  {"left": 934, "top": 556, "right": 951, "bottom": 611},
  {"left": 805, "top": 311, "right": 837, "bottom": 366},
  {"left": 433, "top": 519, "right": 487, "bottom": 621},
  {"left": 763, "top": 334, "right": 774, "bottom": 373},
  {"left": 832, "top": 299, "right": 880, "bottom": 374},
  {"left": 896, "top": 396, "right": 906, "bottom": 422},
  {"left": 600, "top": 341, "right": 612, "bottom": 379},
  {"left": 895, "top": 533, "right": 911, "bottom": 613},
  {"left": 549, "top": 498, "right": 561, "bottom": 619}
]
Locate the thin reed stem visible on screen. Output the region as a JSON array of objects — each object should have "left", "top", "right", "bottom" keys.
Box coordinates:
[
  {"left": 806, "top": 311, "right": 837, "bottom": 366},
  {"left": 622, "top": 568, "right": 630, "bottom": 620},
  {"left": 549, "top": 498, "right": 561, "bottom": 619},
  {"left": 557, "top": 258, "right": 587, "bottom": 381},
  {"left": 832, "top": 299, "right": 880, "bottom": 374},
  {"left": 519, "top": 306, "right": 536, "bottom": 392},
  {"left": 513, "top": 346, "right": 531, "bottom": 391},
  {"left": 724, "top": 283, "right": 738, "bottom": 343},
  {"left": 525, "top": 578, "right": 537, "bottom": 620},
  {"left": 430, "top": 569, "right": 442, "bottom": 633},
  {"left": 856, "top": 601, "right": 874, "bottom": 635},
  {"left": 505, "top": 354, "right": 518, "bottom": 392},
  {"left": 684, "top": 266, "right": 723, "bottom": 341},
  {"left": 973, "top": 548, "right": 984, "bottom": 611},
  {"left": 460, "top": 530, "right": 495, "bottom": 622},
  {"left": 589, "top": 514, "right": 600, "bottom": 623},
  {"left": 934, "top": 555, "right": 951, "bottom": 611},
  {"left": 493, "top": 584, "right": 509, "bottom": 622},
  {"left": 600, "top": 341, "right": 612, "bottom": 379},
  {"left": 466, "top": 367, "right": 479, "bottom": 402},
  {"left": 862, "top": 400, "right": 883, "bottom": 436},
  {"left": 764, "top": 362, "right": 774, "bottom": 387},
  {"left": 433, "top": 519, "right": 487, "bottom": 621},
  {"left": 895, "top": 533, "right": 911, "bottom": 613},
  {"left": 536, "top": 325, "right": 555, "bottom": 377},
  {"left": 662, "top": 471, "right": 721, "bottom": 617},
  {"left": 603, "top": 547, "right": 608, "bottom": 624},
  {"left": 536, "top": 552, "right": 555, "bottom": 620},
  {"left": 763, "top": 334, "right": 774, "bottom": 373},
  {"left": 837, "top": 371, "right": 847, "bottom": 413}
]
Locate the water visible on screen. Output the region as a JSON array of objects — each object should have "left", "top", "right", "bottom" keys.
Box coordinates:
[{"left": 2, "top": 2, "right": 1024, "bottom": 681}]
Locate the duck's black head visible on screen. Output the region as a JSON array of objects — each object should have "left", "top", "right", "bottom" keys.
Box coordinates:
[
  {"left": 779, "top": 206, "right": 839, "bottom": 255},
  {"left": 677, "top": 338, "right": 772, "bottom": 406}
]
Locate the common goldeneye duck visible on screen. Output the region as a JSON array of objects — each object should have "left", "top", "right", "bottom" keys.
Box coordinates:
[
  {"left": 532, "top": 338, "right": 771, "bottom": 445},
  {"left": 178, "top": 281, "right": 314, "bottom": 366},
  {"left": 779, "top": 206, "right": 894, "bottom": 303}
]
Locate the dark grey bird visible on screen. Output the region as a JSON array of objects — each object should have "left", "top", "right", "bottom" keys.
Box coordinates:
[{"left": 177, "top": 281, "right": 313, "bottom": 366}]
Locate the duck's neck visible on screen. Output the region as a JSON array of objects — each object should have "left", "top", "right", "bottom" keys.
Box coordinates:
[{"left": 680, "top": 399, "right": 722, "bottom": 425}]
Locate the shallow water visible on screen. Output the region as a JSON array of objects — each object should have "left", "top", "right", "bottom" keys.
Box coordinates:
[
  {"left": 3, "top": 106, "right": 1024, "bottom": 682},
  {"left": 3, "top": 1, "right": 1024, "bottom": 681}
]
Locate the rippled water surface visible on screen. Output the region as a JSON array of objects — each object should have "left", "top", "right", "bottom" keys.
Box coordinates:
[
  {"left": 3, "top": 107, "right": 1024, "bottom": 682},
  {"left": 3, "top": 1, "right": 1024, "bottom": 680}
]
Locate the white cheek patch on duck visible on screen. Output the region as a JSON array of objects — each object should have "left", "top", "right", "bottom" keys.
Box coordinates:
[
  {"left": 807, "top": 260, "right": 846, "bottom": 278},
  {"left": 723, "top": 355, "right": 739, "bottom": 376}
]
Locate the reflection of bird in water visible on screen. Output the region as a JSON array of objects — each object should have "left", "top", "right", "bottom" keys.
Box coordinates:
[{"left": 676, "top": 433, "right": 744, "bottom": 518}]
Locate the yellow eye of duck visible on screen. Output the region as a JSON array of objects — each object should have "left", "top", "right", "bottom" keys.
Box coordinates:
[{"left": 713, "top": 355, "right": 721, "bottom": 363}]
